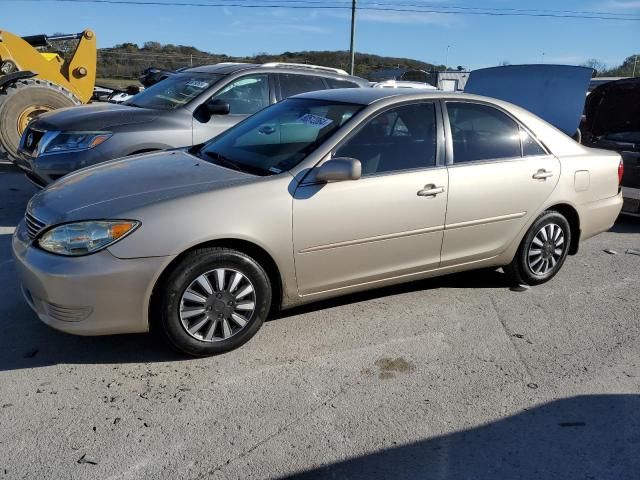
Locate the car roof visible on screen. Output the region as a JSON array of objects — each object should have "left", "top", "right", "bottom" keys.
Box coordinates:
[
  {"left": 182, "top": 62, "right": 363, "bottom": 81},
  {"left": 184, "top": 63, "right": 259, "bottom": 75},
  {"left": 294, "top": 88, "right": 449, "bottom": 104}
]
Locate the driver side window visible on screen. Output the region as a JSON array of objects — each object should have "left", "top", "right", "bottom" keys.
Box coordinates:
[
  {"left": 212, "top": 75, "right": 270, "bottom": 115},
  {"left": 334, "top": 102, "right": 437, "bottom": 175}
]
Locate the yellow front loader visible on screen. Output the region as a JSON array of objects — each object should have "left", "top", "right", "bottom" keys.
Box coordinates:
[{"left": 0, "top": 29, "right": 96, "bottom": 158}]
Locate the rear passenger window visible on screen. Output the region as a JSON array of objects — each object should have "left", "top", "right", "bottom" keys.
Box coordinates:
[
  {"left": 335, "top": 103, "right": 437, "bottom": 175},
  {"left": 326, "top": 78, "right": 360, "bottom": 89},
  {"left": 446, "top": 102, "right": 521, "bottom": 163},
  {"left": 279, "top": 74, "right": 327, "bottom": 98},
  {"left": 520, "top": 128, "right": 547, "bottom": 156}
]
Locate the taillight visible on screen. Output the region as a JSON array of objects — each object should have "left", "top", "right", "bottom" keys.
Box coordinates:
[{"left": 618, "top": 158, "right": 624, "bottom": 186}]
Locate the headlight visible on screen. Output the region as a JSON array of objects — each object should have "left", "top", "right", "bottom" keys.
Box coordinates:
[
  {"left": 42, "top": 131, "right": 112, "bottom": 154},
  {"left": 38, "top": 220, "right": 139, "bottom": 256}
]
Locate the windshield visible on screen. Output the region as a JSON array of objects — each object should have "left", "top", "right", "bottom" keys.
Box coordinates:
[
  {"left": 127, "top": 72, "right": 223, "bottom": 110},
  {"left": 199, "top": 98, "right": 364, "bottom": 175}
]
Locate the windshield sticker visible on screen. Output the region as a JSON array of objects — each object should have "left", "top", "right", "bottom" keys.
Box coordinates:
[
  {"left": 297, "top": 114, "right": 333, "bottom": 129},
  {"left": 186, "top": 80, "right": 210, "bottom": 89},
  {"left": 268, "top": 166, "right": 283, "bottom": 174}
]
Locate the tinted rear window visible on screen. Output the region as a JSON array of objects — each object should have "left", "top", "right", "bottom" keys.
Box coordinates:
[
  {"left": 326, "top": 78, "right": 360, "bottom": 89},
  {"left": 446, "top": 102, "right": 522, "bottom": 163},
  {"left": 279, "top": 74, "right": 327, "bottom": 98}
]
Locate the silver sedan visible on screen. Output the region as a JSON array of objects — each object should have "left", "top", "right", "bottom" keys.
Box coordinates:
[{"left": 12, "top": 89, "right": 623, "bottom": 356}]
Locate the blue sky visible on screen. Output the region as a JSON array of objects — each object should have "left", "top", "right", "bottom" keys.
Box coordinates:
[{"left": 4, "top": 0, "right": 639, "bottom": 70}]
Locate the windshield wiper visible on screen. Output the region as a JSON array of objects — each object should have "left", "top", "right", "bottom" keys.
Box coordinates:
[{"left": 202, "top": 151, "right": 246, "bottom": 173}]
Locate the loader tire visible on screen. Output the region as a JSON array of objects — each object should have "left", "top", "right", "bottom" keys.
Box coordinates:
[{"left": 0, "top": 79, "right": 79, "bottom": 159}]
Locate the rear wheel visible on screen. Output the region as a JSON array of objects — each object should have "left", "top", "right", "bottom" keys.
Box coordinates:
[
  {"left": 156, "top": 248, "right": 272, "bottom": 356},
  {"left": 0, "top": 79, "right": 79, "bottom": 159},
  {"left": 504, "top": 211, "right": 571, "bottom": 286}
]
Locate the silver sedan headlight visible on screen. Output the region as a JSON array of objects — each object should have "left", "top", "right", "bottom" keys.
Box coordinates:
[
  {"left": 42, "top": 131, "right": 112, "bottom": 154},
  {"left": 38, "top": 220, "right": 140, "bottom": 256}
]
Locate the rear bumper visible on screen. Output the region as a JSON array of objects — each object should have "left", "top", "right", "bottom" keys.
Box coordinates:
[
  {"left": 12, "top": 221, "right": 173, "bottom": 335},
  {"left": 579, "top": 192, "right": 624, "bottom": 241}
]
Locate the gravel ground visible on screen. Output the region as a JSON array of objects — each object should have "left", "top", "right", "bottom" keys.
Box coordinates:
[{"left": 0, "top": 163, "right": 639, "bottom": 479}]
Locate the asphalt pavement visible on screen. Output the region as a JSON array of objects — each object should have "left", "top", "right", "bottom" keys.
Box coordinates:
[{"left": 0, "top": 162, "right": 638, "bottom": 479}]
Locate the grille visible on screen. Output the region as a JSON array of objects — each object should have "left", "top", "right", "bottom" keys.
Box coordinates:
[
  {"left": 24, "top": 212, "right": 47, "bottom": 240},
  {"left": 45, "top": 302, "right": 93, "bottom": 322}
]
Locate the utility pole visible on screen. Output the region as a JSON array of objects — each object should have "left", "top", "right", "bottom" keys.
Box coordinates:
[
  {"left": 349, "top": 0, "right": 356, "bottom": 75},
  {"left": 633, "top": 54, "right": 638, "bottom": 78}
]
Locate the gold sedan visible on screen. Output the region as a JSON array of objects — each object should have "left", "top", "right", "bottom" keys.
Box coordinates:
[{"left": 13, "top": 89, "right": 623, "bottom": 356}]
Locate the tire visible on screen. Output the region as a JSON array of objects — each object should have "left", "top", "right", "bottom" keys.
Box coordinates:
[
  {"left": 156, "top": 248, "right": 272, "bottom": 356},
  {"left": 504, "top": 211, "right": 571, "bottom": 286},
  {"left": 0, "top": 79, "right": 79, "bottom": 159}
]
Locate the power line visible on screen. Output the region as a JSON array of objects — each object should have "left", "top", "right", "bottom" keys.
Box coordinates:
[
  {"left": 57, "top": 0, "right": 640, "bottom": 18},
  {"left": 14, "top": 0, "right": 640, "bottom": 21},
  {"left": 359, "top": 0, "right": 640, "bottom": 18}
]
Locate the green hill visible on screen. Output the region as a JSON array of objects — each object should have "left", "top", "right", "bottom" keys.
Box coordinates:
[{"left": 97, "top": 41, "right": 447, "bottom": 80}]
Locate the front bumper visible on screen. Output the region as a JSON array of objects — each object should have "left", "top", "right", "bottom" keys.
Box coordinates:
[
  {"left": 14, "top": 148, "right": 89, "bottom": 187},
  {"left": 12, "top": 221, "right": 174, "bottom": 336}
]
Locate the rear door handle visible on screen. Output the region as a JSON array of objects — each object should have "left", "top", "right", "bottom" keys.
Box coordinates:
[
  {"left": 417, "top": 184, "right": 445, "bottom": 197},
  {"left": 532, "top": 169, "right": 554, "bottom": 180}
]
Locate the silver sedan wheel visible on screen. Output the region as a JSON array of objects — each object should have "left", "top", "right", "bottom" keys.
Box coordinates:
[
  {"left": 179, "top": 268, "right": 256, "bottom": 342},
  {"left": 527, "top": 223, "right": 565, "bottom": 276}
]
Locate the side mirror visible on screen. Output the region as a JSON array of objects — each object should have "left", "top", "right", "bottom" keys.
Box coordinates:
[
  {"left": 205, "top": 99, "right": 231, "bottom": 115},
  {"left": 315, "top": 157, "right": 361, "bottom": 182}
]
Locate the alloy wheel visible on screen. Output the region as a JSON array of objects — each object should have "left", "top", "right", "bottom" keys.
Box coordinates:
[
  {"left": 179, "top": 268, "right": 256, "bottom": 342},
  {"left": 527, "top": 223, "right": 565, "bottom": 275}
]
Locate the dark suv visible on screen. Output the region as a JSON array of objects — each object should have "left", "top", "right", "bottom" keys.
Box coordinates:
[{"left": 15, "top": 62, "right": 368, "bottom": 186}]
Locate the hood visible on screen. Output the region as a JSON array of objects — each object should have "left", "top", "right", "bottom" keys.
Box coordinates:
[
  {"left": 584, "top": 77, "right": 640, "bottom": 137},
  {"left": 465, "top": 64, "right": 594, "bottom": 136},
  {"left": 29, "top": 103, "right": 161, "bottom": 132},
  {"left": 27, "top": 150, "right": 254, "bottom": 223}
]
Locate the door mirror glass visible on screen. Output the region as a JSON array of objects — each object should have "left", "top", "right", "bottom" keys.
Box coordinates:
[
  {"left": 205, "top": 99, "right": 231, "bottom": 115},
  {"left": 315, "top": 157, "right": 362, "bottom": 182}
]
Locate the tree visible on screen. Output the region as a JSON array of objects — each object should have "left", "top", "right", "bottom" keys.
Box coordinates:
[
  {"left": 582, "top": 58, "right": 607, "bottom": 75},
  {"left": 143, "top": 41, "right": 162, "bottom": 50},
  {"left": 603, "top": 54, "right": 639, "bottom": 77}
]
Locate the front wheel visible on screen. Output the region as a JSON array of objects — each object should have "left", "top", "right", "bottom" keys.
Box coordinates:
[
  {"left": 0, "top": 79, "right": 79, "bottom": 159},
  {"left": 156, "top": 248, "right": 272, "bottom": 356},
  {"left": 504, "top": 211, "right": 571, "bottom": 286}
]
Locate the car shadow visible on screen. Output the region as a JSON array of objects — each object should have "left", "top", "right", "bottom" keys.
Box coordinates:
[
  {"left": 609, "top": 215, "right": 640, "bottom": 234},
  {"left": 0, "top": 232, "right": 187, "bottom": 372},
  {"left": 278, "top": 394, "right": 640, "bottom": 480},
  {"left": 0, "top": 257, "right": 510, "bottom": 372},
  {"left": 273, "top": 268, "right": 510, "bottom": 320}
]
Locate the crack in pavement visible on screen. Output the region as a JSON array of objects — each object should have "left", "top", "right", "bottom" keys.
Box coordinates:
[
  {"left": 198, "top": 385, "right": 350, "bottom": 479},
  {"left": 489, "top": 295, "right": 535, "bottom": 382}
]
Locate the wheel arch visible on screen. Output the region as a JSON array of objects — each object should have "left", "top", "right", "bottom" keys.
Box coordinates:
[
  {"left": 546, "top": 202, "right": 581, "bottom": 255},
  {"left": 148, "top": 238, "right": 284, "bottom": 331}
]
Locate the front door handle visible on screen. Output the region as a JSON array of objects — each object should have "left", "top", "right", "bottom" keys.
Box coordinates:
[
  {"left": 258, "top": 125, "right": 276, "bottom": 135},
  {"left": 532, "top": 169, "right": 554, "bottom": 180},
  {"left": 417, "top": 184, "right": 445, "bottom": 197}
]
